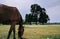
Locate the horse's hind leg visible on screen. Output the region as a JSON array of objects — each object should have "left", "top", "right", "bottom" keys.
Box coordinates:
[
  {"left": 7, "top": 22, "right": 16, "bottom": 39},
  {"left": 7, "top": 25, "right": 13, "bottom": 39}
]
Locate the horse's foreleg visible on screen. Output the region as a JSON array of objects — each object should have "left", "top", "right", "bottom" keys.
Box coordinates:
[
  {"left": 7, "top": 26, "right": 13, "bottom": 39},
  {"left": 18, "top": 25, "right": 24, "bottom": 39}
]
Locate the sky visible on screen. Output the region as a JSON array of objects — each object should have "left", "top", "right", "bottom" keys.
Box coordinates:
[{"left": 0, "top": 0, "right": 60, "bottom": 23}]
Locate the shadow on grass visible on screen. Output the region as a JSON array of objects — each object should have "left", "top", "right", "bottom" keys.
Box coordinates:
[{"left": 40, "top": 34, "right": 60, "bottom": 39}]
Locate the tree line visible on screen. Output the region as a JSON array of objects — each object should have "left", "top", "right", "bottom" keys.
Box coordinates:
[{"left": 25, "top": 4, "right": 50, "bottom": 25}]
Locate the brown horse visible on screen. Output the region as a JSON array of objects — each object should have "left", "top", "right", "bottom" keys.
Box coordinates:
[{"left": 0, "top": 4, "right": 24, "bottom": 39}]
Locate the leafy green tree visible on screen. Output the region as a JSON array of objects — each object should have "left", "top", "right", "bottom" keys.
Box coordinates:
[
  {"left": 39, "top": 8, "right": 50, "bottom": 24},
  {"left": 31, "top": 4, "right": 42, "bottom": 24},
  {"left": 28, "top": 14, "right": 32, "bottom": 25},
  {"left": 25, "top": 14, "right": 32, "bottom": 25},
  {"left": 25, "top": 14, "right": 29, "bottom": 23},
  {"left": 25, "top": 4, "right": 50, "bottom": 25}
]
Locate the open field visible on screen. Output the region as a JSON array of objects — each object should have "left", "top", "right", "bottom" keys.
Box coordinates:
[{"left": 0, "top": 25, "right": 60, "bottom": 39}]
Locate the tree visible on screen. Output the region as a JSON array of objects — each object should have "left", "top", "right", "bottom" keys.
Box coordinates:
[
  {"left": 25, "top": 14, "right": 32, "bottom": 25},
  {"left": 31, "top": 4, "right": 42, "bottom": 24},
  {"left": 25, "top": 14, "right": 29, "bottom": 23},
  {"left": 25, "top": 4, "right": 50, "bottom": 25},
  {"left": 31, "top": 4, "right": 42, "bottom": 14},
  {"left": 28, "top": 14, "right": 32, "bottom": 25},
  {"left": 39, "top": 8, "right": 50, "bottom": 24}
]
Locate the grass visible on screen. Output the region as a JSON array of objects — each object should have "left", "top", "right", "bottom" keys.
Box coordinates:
[{"left": 0, "top": 25, "right": 60, "bottom": 39}]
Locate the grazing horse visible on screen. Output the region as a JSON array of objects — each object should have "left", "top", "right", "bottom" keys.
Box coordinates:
[{"left": 0, "top": 4, "right": 24, "bottom": 39}]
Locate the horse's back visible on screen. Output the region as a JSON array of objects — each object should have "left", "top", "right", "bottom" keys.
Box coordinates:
[{"left": 0, "top": 4, "right": 21, "bottom": 23}]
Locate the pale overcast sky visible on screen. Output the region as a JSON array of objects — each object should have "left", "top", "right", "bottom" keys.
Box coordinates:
[{"left": 0, "top": 0, "right": 60, "bottom": 23}]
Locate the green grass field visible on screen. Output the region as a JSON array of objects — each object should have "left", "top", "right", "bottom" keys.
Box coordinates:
[{"left": 0, "top": 25, "right": 60, "bottom": 39}]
